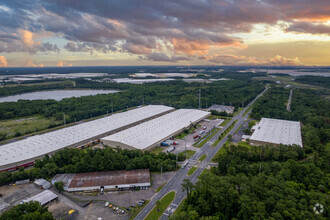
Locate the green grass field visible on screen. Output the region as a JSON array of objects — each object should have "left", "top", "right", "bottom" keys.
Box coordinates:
[
  {"left": 157, "top": 183, "right": 166, "bottom": 192},
  {"left": 187, "top": 166, "right": 197, "bottom": 176},
  {"left": 181, "top": 150, "right": 196, "bottom": 159},
  {"left": 145, "top": 191, "right": 175, "bottom": 220},
  {"left": 150, "top": 147, "right": 164, "bottom": 155},
  {"left": 0, "top": 115, "right": 61, "bottom": 139},
  {"left": 199, "top": 154, "right": 207, "bottom": 161},
  {"left": 211, "top": 140, "right": 229, "bottom": 162}
]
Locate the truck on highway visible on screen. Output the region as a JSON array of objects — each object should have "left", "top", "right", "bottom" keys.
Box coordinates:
[{"left": 182, "top": 161, "right": 189, "bottom": 169}]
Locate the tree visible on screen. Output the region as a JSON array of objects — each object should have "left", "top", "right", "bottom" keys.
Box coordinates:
[
  {"left": 182, "top": 179, "right": 195, "bottom": 201},
  {"left": 54, "top": 181, "right": 64, "bottom": 192},
  {"left": 156, "top": 200, "right": 161, "bottom": 212}
]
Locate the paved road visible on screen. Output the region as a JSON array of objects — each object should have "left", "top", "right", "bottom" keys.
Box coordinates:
[
  {"left": 287, "top": 89, "right": 293, "bottom": 112},
  {"left": 134, "top": 87, "right": 268, "bottom": 220}
]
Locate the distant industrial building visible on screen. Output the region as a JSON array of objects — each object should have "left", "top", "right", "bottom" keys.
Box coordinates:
[
  {"left": 0, "top": 105, "right": 173, "bottom": 172},
  {"left": 25, "top": 190, "right": 58, "bottom": 206},
  {"left": 51, "top": 169, "right": 150, "bottom": 192},
  {"left": 101, "top": 109, "right": 211, "bottom": 150},
  {"left": 34, "top": 179, "right": 51, "bottom": 189},
  {"left": 250, "top": 118, "right": 303, "bottom": 147},
  {"left": 207, "top": 105, "right": 234, "bottom": 114}
]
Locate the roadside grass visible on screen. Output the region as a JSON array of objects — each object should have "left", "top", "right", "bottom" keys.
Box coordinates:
[
  {"left": 180, "top": 150, "right": 196, "bottom": 159},
  {"left": 150, "top": 147, "right": 164, "bottom": 155},
  {"left": 220, "top": 118, "right": 232, "bottom": 126},
  {"left": 199, "top": 154, "right": 207, "bottom": 162},
  {"left": 0, "top": 115, "right": 61, "bottom": 139},
  {"left": 145, "top": 191, "right": 175, "bottom": 220},
  {"left": 211, "top": 140, "right": 229, "bottom": 162},
  {"left": 157, "top": 183, "right": 166, "bottom": 192},
  {"left": 187, "top": 166, "right": 197, "bottom": 176},
  {"left": 194, "top": 128, "right": 220, "bottom": 148}
]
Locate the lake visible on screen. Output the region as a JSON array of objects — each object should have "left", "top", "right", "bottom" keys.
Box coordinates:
[{"left": 0, "top": 89, "right": 119, "bottom": 102}]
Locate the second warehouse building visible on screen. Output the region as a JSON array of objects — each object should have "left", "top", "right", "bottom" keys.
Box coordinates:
[{"left": 101, "top": 109, "right": 211, "bottom": 150}]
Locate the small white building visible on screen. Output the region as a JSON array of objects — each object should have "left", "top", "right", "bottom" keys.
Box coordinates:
[
  {"left": 25, "top": 190, "right": 58, "bottom": 206},
  {"left": 249, "top": 118, "right": 303, "bottom": 147}
]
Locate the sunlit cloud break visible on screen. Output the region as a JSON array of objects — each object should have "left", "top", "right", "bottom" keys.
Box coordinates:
[{"left": 0, "top": 0, "right": 330, "bottom": 67}]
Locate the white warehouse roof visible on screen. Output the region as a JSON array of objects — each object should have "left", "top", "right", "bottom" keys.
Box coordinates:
[
  {"left": 250, "top": 118, "right": 303, "bottom": 147},
  {"left": 0, "top": 105, "right": 173, "bottom": 170},
  {"left": 102, "top": 109, "right": 211, "bottom": 150}
]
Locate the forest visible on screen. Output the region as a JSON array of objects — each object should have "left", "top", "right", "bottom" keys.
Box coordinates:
[
  {"left": 295, "top": 76, "right": 330, "bottom": 89},
  {"left": 171, "top": 86, "right": 329, "bottom": 219},
  {"left": 0, "top": 147, "right": 179, "bottom": 185}
]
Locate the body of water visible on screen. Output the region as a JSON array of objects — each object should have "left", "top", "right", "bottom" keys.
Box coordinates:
[{"left": 0, "top": 89, "right": 118, "bottom": 102}]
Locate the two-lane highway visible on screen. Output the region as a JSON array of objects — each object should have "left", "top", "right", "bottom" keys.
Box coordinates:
[{"left": 134, "top": 87, "right": 268, "bottom": 220}]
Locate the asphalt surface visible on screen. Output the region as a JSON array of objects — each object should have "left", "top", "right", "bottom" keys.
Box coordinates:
[
  {"left": 287, "top": 89, "right": 293, "bottom": 112},
  {"left": 134, "top": 87, "right": 268, "bottom": 220}
]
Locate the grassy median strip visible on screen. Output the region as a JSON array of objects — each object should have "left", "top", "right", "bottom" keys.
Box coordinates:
[
  {"left": 157, "top": 183, "right": 166, "bottom": 192},
  {"left": 194, "top": 128, "right": 220, "bottom": 148},
  {"left": 199, "top": 154, "right": 207, "bottom": 162},
  {"left": 145, "top": 191, "right": 175, "bottom": 220},
  {"left": 187, "top": 166, "right": 197, "bottom": 176}
]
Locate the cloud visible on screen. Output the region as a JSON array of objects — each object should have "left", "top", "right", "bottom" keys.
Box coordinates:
[
  {"left": 139, "top": 52, "right": 189, "bottom": 62},
  {"left": 56, "top": 60, "right": 72, "bottom": 67},
  {"left": 206, "top": 54, "right": 303, "bottom": 66},
  {"left": 0, "top": 56, "right": 8, "bottom": 67},
  {"left": 285, "top": 21, "right": 330, "bottom": 35},
  {"left": 24, "top": 59, "right": 44, "bottom": 67},
  {"left": 1, "top": 0, "right": 329, "bottom": 65}
]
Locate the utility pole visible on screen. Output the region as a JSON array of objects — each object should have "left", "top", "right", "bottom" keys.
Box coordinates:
[
  {"left": 161, "top": 165, "right": 163, "bottom": 179},
  {"left": 198, "top": 89, "right": 201, "bottom": 109},
  {"left": 63, "top": 113, "right": 66, "bottom": 126}
]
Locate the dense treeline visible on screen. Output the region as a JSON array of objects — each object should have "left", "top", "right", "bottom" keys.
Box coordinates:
[
  {"left": 295, "top": 75, "right": 330, "bottom": 89},
  {"left": 0, "top": 79, "right": 264, "bottom": 124},
  {"left": 172, "top": 144, "right": 329, "bottom": 220},
  {"left": 0, "top": 80, "right": 75, "bottom": 97},
  {"left": 251, "top": 86, "right": 330, "bottom": 152},
  {"left": 0, "top": 147, "right": 178, "bottom": 185},
  {"left": 0, "top": 201, "right": 54, "bottom": 220},
  {"left": 172, "top": 86, "right": 329, "bottom": 220}
]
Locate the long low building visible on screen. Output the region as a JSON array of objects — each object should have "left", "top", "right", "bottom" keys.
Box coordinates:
[
  {"left": 250, "top": 118, "right": 303, "bottom": 147},
  {"left": 101, "top": 109, "right": 211, "bottom": 150},
  {"left": 51, "top": 169, "right": 151, "bottom": 192},
  {"left": 0, "top": 105, "right": 174, "bottom": 172},
  {"left": 25, "top": 190, "right": 58, "bottom": 206}
]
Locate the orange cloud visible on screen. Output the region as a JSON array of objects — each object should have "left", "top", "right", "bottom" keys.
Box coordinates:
[
  {"left": 206, "top": 54, "right": 303, "bottom": 66},
  {"left": 0, "top": 56, "right": 8, "bottom": 67},
  {"left": 19, "top": 30, "right": 38, "bottom": 48},
  {"left": 24, "top": 59, "right": 44, "bottom": 67},
  {"left": 56, "top": 60, "right": 73, "bottom": 67},
  {"left": 171, "top": 38, "right": 244, "bottom": 56}
]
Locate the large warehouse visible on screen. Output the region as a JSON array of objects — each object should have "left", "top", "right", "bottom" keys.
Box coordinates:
[
  {"left": 51, "top": 169, "right": 150, "bottom": 192},
  {"left": 0, "top": 105, "right": 174, "bottom": 172},
  {"left": 250, "top": 118, "right": 303, "bottom": 147},
  {"left": 101, "top": 109, "right": 211, "bottom": 150}
]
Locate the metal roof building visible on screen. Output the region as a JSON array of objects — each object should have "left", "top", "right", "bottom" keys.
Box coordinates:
[
  {"left": 250, "top": 118, "right": 303, "bottom": 147},
  {"left": 0, "top": 105, "right": 174, "bottom": 171},
  {"left": 51, "top": 169, "right": 150, "bottom": 192},
  {"left": 101, "top": 109, "right": 211, "bottom": 150},
  {"left": 25, "top": 190, "right": 58, "bottom": 206}
]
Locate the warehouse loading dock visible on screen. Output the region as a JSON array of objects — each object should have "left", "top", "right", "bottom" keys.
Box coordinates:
[
  {"left": 0, "top": 105, "right": 174, "bottom": 172},
  {"left": 101, "top": 109, "right": 211, "bottom": 150}
]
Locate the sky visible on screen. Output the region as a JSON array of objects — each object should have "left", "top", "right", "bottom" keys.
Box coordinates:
[{"left": 0, "top": 0, "right": 330, "bottom": 67}]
